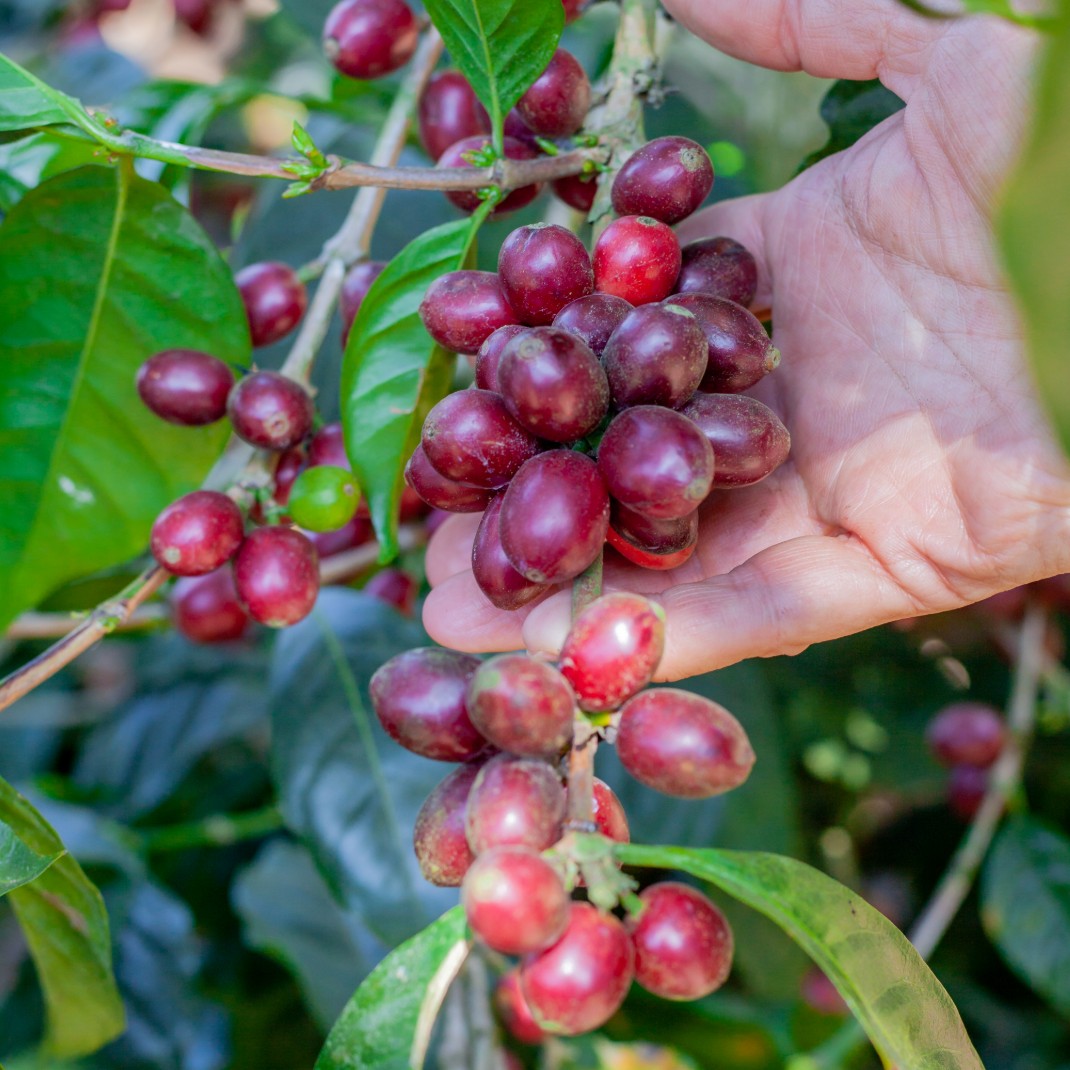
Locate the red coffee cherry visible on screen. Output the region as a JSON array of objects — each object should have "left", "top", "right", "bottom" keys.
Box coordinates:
[
  {"left": 419, "top": 270, "right": 520, "bottom": 356},
  {"left": 675, "top": 236, "right": 758, "bottom": 307},
  {"left": 627, "top": 882, "right": 733, "bottom": 1000},
  {"left": 519, "top": 902, "right": 634, "bottom": 1036},
  {"left": 593, "top": 216, "right": 681, "bottom": 305},
  {"left": 340, "top": 260, "right": 386, "bottom": 344},
  {"left": 364, "top": 567, "right": 418, "bottom": 616},
  {"left": 471, "top": 492, "right": 553, "bottom": 611},
  {"left": 926, "top": 702, "right": 1006, "bottom": 769},
  {"left": 462, "top": 846, "right": 569, "bottom": 955},
  {"left": 552, "top": 293, "right": 632, "bottom": 358},
  {"left": 465, "top": 754, "right": 565, "bottom": 854},
  {"left": 612, "top": 137, "right": 714, "bottom": 225},
  {"left": 235, "top": 262, "right": 307, "bottom": 348},
  {"left": 151, "top": 491, "right": 244, "bottom": 577},
  {"left": 610, "top": 501, "right": 698, "bottom": 557},
  {"left": 437, "top": 135, "right": 542, "bottom": 216},
  {"left": 413, "top": 759, "right": 485, "bottom": 887},
  {"left": 495, "top": 970, "right": 549, "bottom": 1045},
  {"left": 322, "top": 0, "right": 419, "bottom": 80},
  {"left": 551, "top": 171, "right": 599, "bottom": 213},
  {"left": 306, "top": 422, "right": 348, "bottom": 470},
  {"left": 947, "top": 764, "right": 989, "bottom": 820},
  {"left": 475, "top": 324, "right": 529, "bottom": 391},
  {"left": 498, "top": 223, "right": 594, "bottom": 326},
  {"left": 173, "top": 567, "right": 250, "bottom": 643},
  {"left": 616, "top": 689, "right": 755, "bottom": 798},
  {"left": 592, "top": 778, "right": 630, "bottom": 842},
  {"left": 370, "top": 648, "right": 486, "bottom": 762},
  {"left": 802, "top": 967, "right": 850, "bottom": 1017},
  {"left": 404, "top": 444, "right": 496, "bottom": 514},
  {"left": 681, "top": 393, "right": 790, "bottom": 488},
  {"left": 516, "top": 49, "right": 591, "bottom": 137},
  {"left": 605, "top": 524, "right": 698, "bottom": 572},
  {"left": 466, "top": 654, "right": 575, "bottom": 759},
  {"left": 227, "top": 371, "right": 315, "bottom": 451},
  {"left": 233, "top": 526, "right": 320, "bottom": 627},
  {"left": 418, "top": 69, "right": 491, "bottom": 161},
  {"left": 559, "top": 592, "right": 666, "bottom": 711},
  {"left": 137, "top": 349, "right": 234, "bottom": 426}
]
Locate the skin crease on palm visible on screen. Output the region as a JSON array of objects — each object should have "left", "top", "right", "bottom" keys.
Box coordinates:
[{"left": 423, "top": 0, "right": 1070, "bottom": 681}]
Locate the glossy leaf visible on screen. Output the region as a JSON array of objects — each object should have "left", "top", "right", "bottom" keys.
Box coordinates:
[
  {"left": 0, "top": 54, "right": 76, "bottom": 132},
  {"left": 616, "top": 844, "right": 983, "bottom": 1070},
  {"left": 422, "top": 0, "right": 563, "bottom": 143},
  {"left": 798, "top": 78, "right": 904, "bottom": 172},
  {"left": 315, "top": 906, "right": 468, "bottom": 1070},
  {"left": 0, "top": 778, "right": 124, "bottom": 1056},
  {"left": 0, "top": 821, "right": 59, "bottom": 898},
  {"left": 981, "top": 816, "right": 1070, "bottom": 1016},
  {"left": 0, "top": 164, "right": 249, "bottom": 632},
  {"left": 0, "top": 132, "right": 100, "bottom": 212},
  {"left": 341, "top": 216, "right": 483, "bottom": 560}
]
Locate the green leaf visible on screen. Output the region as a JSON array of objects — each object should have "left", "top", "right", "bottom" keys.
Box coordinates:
[
  {"left": 0, "top": 54, "right": 78, "bottom": 133},
  {"left": 422, "top": 0, "right": 563, "bottom": 144},
  {"left": 315, "top": 906, "right": 469, "bottom": 1070},
  {"left": 798, "top": 79, "right": 904, "bottom": 172},
  {"left": 341, "top": 215, "right": 484, "bottom": 561},
  {"left": 0, "top": 132, "right": 101, "bottom": 212},
  {"left": 0, "top": 164, "right": 250, "bottom": 631},
  {"left": 615, "top": 844, "right": 983, "bottom": 1070},
  {"left": 999, "top": 5, "right": 1070, "bottom": 456},
  {"left": 0, "top": 777, "right": 124, "bottom": 1056},
  {"left": 981, "top": 815, "right": 1070, "bottom": 1017},
  {"left": 0, "top": 821, "right": 59, "bottom": 897}
]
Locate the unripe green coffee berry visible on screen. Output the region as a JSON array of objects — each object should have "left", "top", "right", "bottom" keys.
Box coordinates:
[{"left": 288, "top": 465, "right": 360, "bottom": 532}]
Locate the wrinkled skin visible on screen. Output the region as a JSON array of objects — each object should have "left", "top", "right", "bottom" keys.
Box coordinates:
[{"left": 424, "top": 0, "right": 1070, "bottom": 680}]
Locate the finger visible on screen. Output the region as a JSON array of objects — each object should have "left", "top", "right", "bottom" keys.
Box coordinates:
[{"left": 425, "top": 512, "right": 482, "bottom": 586}]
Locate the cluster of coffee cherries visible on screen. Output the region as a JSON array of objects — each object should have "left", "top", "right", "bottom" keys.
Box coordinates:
[
  {"left": 370, "top": 592, "right": 754, "bottom": 1038},
  {"left": 926, "top": 701, "right": 1006, "bottom": 820}
]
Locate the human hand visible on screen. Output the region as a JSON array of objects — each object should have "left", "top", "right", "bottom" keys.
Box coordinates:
[{"left": 423, "top": 0, "right": 1070, "bottom": 680}]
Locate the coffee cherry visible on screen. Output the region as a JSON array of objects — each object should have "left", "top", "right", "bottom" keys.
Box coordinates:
[
  {"left": 947, "top": 764, "right": 988, "bottom": 820},
  {"left": 322, "top": 0, "right": 418, "bottom": 80},
  {"left": 475, "top": 324, "right": 528, "bottom": 391},
  {"left": 498, "top": 328, "right": 609, "bottom": 442},
  {"left": 496, "top": 971, "right": 549, "bottom": 1045},
  {"left": 665, "top": 293, "right": 779, "bottom": 393},
  {"left": 561, "top": 0, "right": 586, "bottom": 19},
  {"left": 519, "top": 902, "right": 634, "bottom": 1036},
  {"left": 364, "top": 568, "right": 418, "bottom": 616},
  {"left": 592, "top": 778, "right": 630, "bottom": 842},
  {"left": 136, "top": 349, "right": 234, "bottom": 426},
  {"left": 370, "top": 648, "right": 486, "bottom": 762},
  {"left": 307, "top": 422, "right": 349, "bottom": 469},
  {"left": 233, "top": 526, "right": 319, "bottom": 627},
  {"left": 602, "top": 303, "right": 708, "bottom": 409},
  {"left": 498, "top": 223, "right": 594, "bottom": 326},
  {"left": 593, "top": 216, "right": 681, "bottom": 306},
  {"left": 418, "top": 70, "right": 491, "bottom": 161},
  {"left": 675, "top": 236, "right": 758, "bottom": 307},
  {"left": 419, "top": 270, "right": 520, "bottom": 356},
  {"left": 287, "top": 465, "right": 360, "bottom": 532},
  {"left": 681, "top": 393, "right": 790, "bottom": 488},
  {"left": 174, "top": 0, "right": 213, "bottom": 35},
  {"left": 611, "top": 501, "right": 698, "bottom": 556},
  {"left": 927, "top": 703, "right": 1006, "bottom": 769},
  {"left": 500, "top": 451, "right": 610, "bottom": 585},
  {"left": 627, "top": 882, "right": 733, "bottom": 1000},
  {"left": 616, "top": 689, "right": 755, "bottom": 798},
  {"left": 173, "top": 567, "right": 250, "bottom": 643},
  {"left": 605, "top": 525, "right": 698, "bottom": 571},
  {"left": 516, "top": 49, "right": 591, "bottom": 137},
  {"left": 235, "top": 262, "right": 307, "bottom": 348},
  {"left": 413, "top": 760, "right": 484, "bottom": 886},
  {"left": 341, "top": 260, "right": 386, "bottom": 343},
  {"left": 151, "top": 491, "right": 244, "bottom": 576},
  {"left": 802, "top": 968, "right": 850, "bottom": 1017},
  {"left": 559, "top": 593, "right": 665, "bottom": 712},
  {"left": 472, "top": 492, "right": 553, "bottom": 610},
  {"left": 598, "top": 407, "right": 714, "bottom": 520},
  {"left": 421, "top": 390, "right": 541, "bottom": 489},
  {"left": 405, "top": 444, "right": 495, "bottom": 513},
  {"left": 462, "top": 846, "right": 569, "bottom": 955},
  {"left": 227, "top": 371, "right": 315, "bottom": 451},
  {"left": 551, "top": 172, "right": 598, "bottom": 213},
  {"left": 467, "top": 654, "right": 575, "bottom": 758},
  {"left": 437, "top": 135, "right": 542, "bottom": 215},
  {"left": 309, "top": 513, "right": 373, "bottom": 558},
  {"left": 272, "top": 447, "right": 308, "bottom": 509},
  {"left": 465, "top": 754, "right": 565, "bottom": 854},
  {"left": 612, "top": 137, "right": 714, "bottom": 225},
  {"left": 552, "top": 293, "right": 632, "bottom": 358}
]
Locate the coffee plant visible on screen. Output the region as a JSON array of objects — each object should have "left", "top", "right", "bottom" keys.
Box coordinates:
[{"left": 1, "top": 1, "right": 1069, "bottom": 1069}]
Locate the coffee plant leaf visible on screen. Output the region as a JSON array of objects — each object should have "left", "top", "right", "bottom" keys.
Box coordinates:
[
  {"left": 315, "top": 905, "right": 468, "bottom": 1070},
  {"left": 616, "top": 844, "right": 983, "bottom": 1070},
  {"left": 422, "top": 0, "right": 563, "bottom": 144},
  {"left": 798, "top": 78, "right": 904, "bottom": 172},
  {"left": 0, "top": 132, "right": 101, "bottom": 211},
  {"left": 0, "top": 54, "right": 76, "bottom": 132},
  {"left": 0, "top": 777, "right": 124, "bottom": 1056},
  {"left": 0, "top": 164, "right": 249, "bottom": 633},
  {"left": 341, "top": 215, "right": 484, "bottom": 561},
  {"left": 0, "top": 819, "right": 59, "bottom": 898},
  {"left": 981, "top": 815, "right": 1070, "bottom": 1016}
]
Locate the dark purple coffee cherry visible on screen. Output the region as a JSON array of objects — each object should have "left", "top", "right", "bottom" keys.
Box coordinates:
[
  {"left": 307, "top": 421, "right": 349, "bottom": 469},
  {"left": 927, "top": 703, "right": 1006, "bottom": 769},
  {"left": 173, "top": 567, "right": 250, "bottom": 643},
  {"left": 611, "top": 136, "right": 714, "bottom": 225},
  {"left": 437, "top": 135, "right": 543, "bottom": 215},
  {"left": 137, "top": 349, "right": 234, "bottom": 426},
  {"left": 681, "top": 393, "right": 790, "bottom": 488},
  {"left": 503, "top": 108, "right": 540, "bottom": 150},
  {"left": 665, "top": 293, "right": 779, "bottom": 393},
  {"left": 475, "top": 324, "right": 529, "bottom": 391},
  {"left": 675, "top": 237, "right": 758, "bottom": 307},
  {"left": 235, "top": 262, "right": 307, "bottom": 348},
  {"left": 323, "top": 0, "right": 419, "bottom": 80},
  {"left": 419, "top": 270, "right": 520, "bottom": 355},
  {"left": 341, "top": 260, "right": 386, "bottom": 344},
  {"left": 413, "top": 759, "right": 485, "bottom": 887},
  {"left": 593, "top": 216, "right": 681, "bottom": 306},
  {"left": 598, "top": 407, "right": 714, "bottom": 520},
  {"left": 498, "top": 223, "right": 594, "bottom": 326},
  {"left": 421, "top": 389, "right": 541, "bottom": 489},
  {"left": 611, "top": 501, "right": 698, "bottom": 555},
  {"left": 405, "top": 444, "right": 495, "bottom": 513},
  {"left": 602, "top": 303, "right": 708, "bottom": 409},
  {"left": 227, "top": 371, "right": 315, "bottom": 451},
  {"left": 500, "top": 451, "right": 609, "bottom": 584},
  {"left": 616, "top": 688, "right": 755, "bottom": 798},
  {"left": 552, "top": 293, "right": 632, "bottom": 358},
  {"left": 233, "top": 525, "right": 320, "bottom": 627},
  {"left": 465, "top": 754, "right": 565, "bottom": 854},
  {"left": 516, "top": 49, "right": 591, "bottom": 137},
  {"left": 364, "top": 567, "right": 417, "bottom": 616},
  {"left": 552, "top": 171, "right": 599, "bottom": 213},
  {"left": 498, "top": 328, "right": 609, "bottom": 442},
  {"left": 370, "top": 647, "right": 486, "bottom": 761},
  {"left": 472, "top": 492, "right": 553, "bottom": 610},
  {"left": 151, "top": 491, "right": 244, "bottom": 577},
  {"left": 418, "top": 69, "right": 491, "bottom": 161},
  {"left": 948, "top": 764, "right": 989, "bottom": 820}
]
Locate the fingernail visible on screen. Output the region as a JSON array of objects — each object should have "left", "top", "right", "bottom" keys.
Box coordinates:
[{"left": 522, "top": 590, "right": 573, "bottom": 656}]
